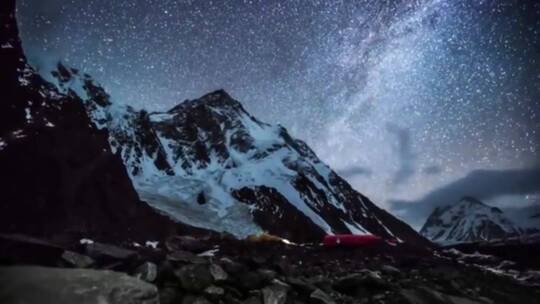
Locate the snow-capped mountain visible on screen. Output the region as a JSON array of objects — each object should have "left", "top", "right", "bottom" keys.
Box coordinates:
[
  {"left": 420, "top": 197, "right": 522, "bottom": 245},
  {"left": 46, "top": 64, "right": 429, "bottom": 246}
]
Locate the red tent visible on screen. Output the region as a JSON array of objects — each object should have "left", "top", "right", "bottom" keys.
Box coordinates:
[{"left": 322, "top": 234, "right": 384, "bottom": 247}]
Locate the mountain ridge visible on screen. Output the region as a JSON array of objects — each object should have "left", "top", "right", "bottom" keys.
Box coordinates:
[
  {"left": 44, "top": 62, "right": 430, "bottom": 246},
  {"left": 420, "top": 196, "right": 522, "bottom": 245}
]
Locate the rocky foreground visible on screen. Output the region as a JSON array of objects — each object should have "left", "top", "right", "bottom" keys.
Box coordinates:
[{"left": 1, "top": 234, "right": 539, "bottom": 304}]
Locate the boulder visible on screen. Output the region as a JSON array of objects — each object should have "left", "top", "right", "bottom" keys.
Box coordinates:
[
  {"left": 134, "top": 262, "right": 158, "bottom": 282},
  {"left": 181, "top": 295, "right": 213, "bottom": 304},
  {"left": 243, "top": 296, "right": 263, "bottom": 304},
  {"left": 333, "top": 270, "right": 388, "bottom": 295},
  {"left": 175, "top": 264, "right": 214, "bottom": 292},
  {"left": 220, "top": 257, "right": 248, "bottom": 275},
  {"left": 167, "top": 250, "right": 207, "bottom": 264},
  {"left": 0, "top": 234, "right": 64, "bottom": 266},
  {"left": 381, "top": 264, "right": 401, "bottom": 275},
  {"left": 285, "top": 276, "right": 317, "bottom": 295},
  {"left": 84, "top": 242, "right": 137, "bottom": 260},
  {"left": 204, "top": 285, "right": 225, "bottom": 300},
  {"left": 209, "top": 263, "right": 228, "bottom": 281},
  {"left": 262, "top": 283, "right": 288, "bottom": 304},
  {"left": 0, "top": 266, "right": 158, "bottom": 304},
  {"left": 159, "top": 286, "right": 181, "bottom": 304},
  {"left": 61, "top": 250, "right": 95, "bottom": 268},
  {"left": 400, "top": 287, "right": 485, "bottom": 304},
  {"left": 237, "top": 271, "right": 269, "bottom": 291},
  {"left": 166, "top": 236, "right": 212, "bottom": 253},
  {"left": 310, "top": 289, "right": 336, "bottom": 304}
]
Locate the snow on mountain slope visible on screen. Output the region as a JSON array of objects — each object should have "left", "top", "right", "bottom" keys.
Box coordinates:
[
  {"left": 47, "top": 65, "right": 430, "bottom": 245},
  {"left": 420, "top": 197, "right": 522, "bottom": 245}
]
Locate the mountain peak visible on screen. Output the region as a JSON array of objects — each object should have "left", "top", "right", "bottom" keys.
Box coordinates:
[
  {"left": 168, "top": 89, "right": 242, "bottom": 114},
  {"left": 459, "top": 196, "right": 484, "bottom": 205},
  {"left": 420, "top": 197, "right": 521, "bottom": 245},
  {"left": 75, "top": 77, "right": 429, "bottom": 245},
  {"left": 201, "top": 89, "right": 233, "bottom": 101}
]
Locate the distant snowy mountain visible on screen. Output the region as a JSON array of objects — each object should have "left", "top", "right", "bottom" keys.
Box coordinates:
[
  {"left": 420, "top": 197, "right": 522, "bottom": 245},
  {"left": 45, "top": 64, "right": 430, "bottom": 245}
]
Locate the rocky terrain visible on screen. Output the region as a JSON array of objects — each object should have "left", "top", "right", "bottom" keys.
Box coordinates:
[
  {"left": 420, "top": 197, "right": 522, "bottom": 245},
  {"left": 1, "top": 233, "right": 540, "bottom": 304}
]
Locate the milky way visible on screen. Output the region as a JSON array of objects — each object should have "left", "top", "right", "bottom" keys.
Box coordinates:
[{"left": 17, "top": 0, "right": 540, "bottom": 224}]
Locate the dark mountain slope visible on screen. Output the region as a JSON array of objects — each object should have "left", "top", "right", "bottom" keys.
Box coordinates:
[{"left": 0, "top": 0, "right": 199, "bottom": 242}]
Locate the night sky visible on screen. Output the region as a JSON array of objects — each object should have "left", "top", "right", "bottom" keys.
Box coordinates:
[{"left": 17, "top": 0, "right": 540, "bottom": 227}]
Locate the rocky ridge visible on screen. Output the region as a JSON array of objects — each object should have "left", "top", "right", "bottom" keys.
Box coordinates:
[{"left": 46, "top": 64, "right": 429, "bottom": 246}]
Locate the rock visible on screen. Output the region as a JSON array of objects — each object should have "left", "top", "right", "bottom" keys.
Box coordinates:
[
  {"left": 310, "top": 289, "right": 336, "bottom": 304},
  {"left": 497, "top": 260, "right": 516, "bottom": 270},
  {"left": 381, "top": 264, "right": 400, "bottom": 275},
  {"left": 258, "top": 269, "right": 277, "bottom": 282},
  {"left": 400, "top": 287, "right": 485, "bottom": 304},
  {"left": 182, "top": 295, "right": 213, "bottom": 304},
  {"left": 274, "top": 257, "right": 293, "bottom": 276},
  {"left": 307, "top": 275, "right": 333, "bottom": 293},
  {"left": 243, "top": 296, "right": 263, "bottom": 304},
  {"left": 244, "top": 256, "right": 267, "bottom": 268},
  {"left": 159, "top": 286, "right": 181, "bottom": 304},
  {"left": 134, "top": 262, "right": 158, "bottom": 282},
  {"left": 175, "top": 264, "right": 214, "bottom": 292},
  {"left": 205, "top": 285, "right": 225, "bottom": 295},
  {"left": 333, "top": 270, "right": 388, "bottom": 295},
  {"left": 0, "top": 234, "right": 65, "bottom": 266},
  {"left": 167, "top": 250, "right": 206, "bottom": 264},
  {"left": 61, "top": 250, "right": 95, "bottom": 268},
  {"left": 225, "top": 285, "right": 245, "bottom": 299},
  {"left": 166, "top": 236, "right": 211, "bottom": 253},
  {"left": 262, "top": 284, "right": 288, "bottom": 304},
  {"left": 286, "top": 277, "right": 317, "bottom": 295},
  {"left": 333, "top": 273, "right": 365, "bottom": 295},
  {"left": 84, "top": 242, "right": 137, "bottom": 260},
  {"left": 0, "top": 266, "right": 158, "bottom": 304},
  {"left": 210, "top": 263, "right": 229, "bottom": 281},
  {"left": 361, "top": 270, "right": 388, "bottom": 289},
  {"left": 204, "top": 285, "right": 225, "bottom": 301},
  {"left": 238, "top": 271, "right": 268, "bottom": 291},
  {"left": 220, "top": 257, "right": 248, "bottom": 275}
]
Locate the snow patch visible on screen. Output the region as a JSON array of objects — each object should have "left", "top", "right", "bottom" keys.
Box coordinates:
[
  {"left": 145, "top": 241, "right": 159, "bottom": 249},
  {"left": 25, "top": 107, "right": 32, "bottom": 123},
  {"left": 79, "top": 238, "right": 94, "bottom": 245},
  {"left": 342, "top": 220, "right": 369, "bottom": 235},
  {"left": 198, "top": 248, "right": 219, "bottom": 257},
  {"left": 12, "top": 129, "right": 26, "bottom": 139}
]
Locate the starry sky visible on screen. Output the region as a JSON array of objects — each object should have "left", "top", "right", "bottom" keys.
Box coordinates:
[{"left": 17, "top": 0, "right": 540, "bottom": 228}]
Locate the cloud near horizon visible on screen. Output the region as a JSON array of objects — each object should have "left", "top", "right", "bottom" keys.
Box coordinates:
[{"left": 391, "top": 166, "right": 540, "bottom": 229}]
